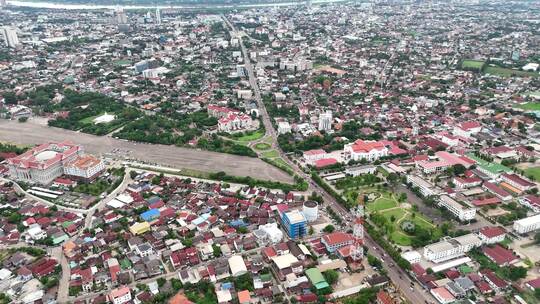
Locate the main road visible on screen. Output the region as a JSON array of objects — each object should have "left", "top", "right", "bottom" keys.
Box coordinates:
[
  {"left": 222, "top": 15, "right": 435, "bottom": 304},
  {"left": 0, "top": 119, "right": 293, "bottom": 184}
]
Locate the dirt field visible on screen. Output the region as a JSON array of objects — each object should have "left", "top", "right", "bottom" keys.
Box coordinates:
[{"left": 0, "top": 119, "right": 293, "bottom": 183}]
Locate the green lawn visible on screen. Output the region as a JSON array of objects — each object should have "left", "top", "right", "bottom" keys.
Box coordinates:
[
  {"left": 484, "top": 66, "right": 538, "bottom": 77},
  {"left": 525, "top": 167, "right": 540, "bottom": 182},
  {"left": 261, "top": 150, "right": 280, "bottom": 158},
  {"left": 271, "top": 157, "right": 293, "bottom": 171},
  {"left": 254, "top": 142, "right": 272, "bottom": 151},
  {"left": 79, "top": 113, "right": 103, "bottom": 125},
  {"left": 461, "top": 60, "right": 484, "bottom": 69},
  {"left": 380, "top": 208, "right": 407, "bottom": 222},
  {"left": 367, "top": 196, "right": 398, "bottom": 212},
  {"left": 516, "top": 103, "right": 540, "bottom": 111},
  {"left": 234, "top": 130, "right": 265, "bottom": 142}
]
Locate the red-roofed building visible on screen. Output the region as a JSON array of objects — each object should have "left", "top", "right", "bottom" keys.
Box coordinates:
[
  {"left": 482, "top": 245, "right": 519, "bottom": 266},
  {"left": 376, "top": 290, "right": 394, "bottom": 304},
  {"left": 314, "top": 158, "right": 337, "bottom": 169},
  {"left": 520, "top": 195, "right": 540, "bottom": 213},
  {"left": 478, "top": 227, "right": 506, "bottom": 244},
  {"left": 501, "top": 173, "right": 535, "bottom": 192},
  {"left": 321, "top": 232, "right": 354, "bottom": 253},
  {"left": 303, "top": 149, "right": 328, "bottom": 163},
  {"left": 344, "top": 139, "right": 389, "bottom": 161},
  {"left": 526, "top": 278, "right": 540, "bottom": 291}
]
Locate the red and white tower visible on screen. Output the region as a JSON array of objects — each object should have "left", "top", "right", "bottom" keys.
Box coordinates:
[{"left": 350, "top": 217, "right": 364, "bottom": 261}]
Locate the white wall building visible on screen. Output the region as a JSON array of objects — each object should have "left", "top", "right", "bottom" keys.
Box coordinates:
[
  {"left": 344, "top": 139, "right": 388, "bottom": 162},
  {"left": 406, "top": 175, "right": 440, "bottom": 197},
  {"left": 2, "top": 26, "right": 19, "bottom": 48},
  {"left": 513, "top": 214, "right": 540, "bottom": 234},
  {"left": 423, "top": 234, "right": 483, "bottom": 263},
  {"left": 318, "top": 111, "right": 332, "bottom": 131},
  {"left": 438, "top": 195, "right": 476, "bottom": 222}
]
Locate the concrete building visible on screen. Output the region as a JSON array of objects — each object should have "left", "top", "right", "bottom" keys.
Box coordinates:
[
  {"left": 513, "top": 214, "right": 540, "bottom": 234},
  {"left": 321, "top": 232, "right": 355, "bottom": 253},
  {"left": 406, "top": 175, "right": 440, "bottom": 197},
  {"left": 344, "top": 139, "right": 389, "bottom": 162},
  {"left": 63, "top": 155, "right": 105, "bottom": 181},
  {"left": 281, "top": 210, "right": 307, "bottom": 239},
  {"left": 228, "top": 255, "right": 248, "bottom": 277},
  {"left": 318, "top": 111, "right": 332, "bottom": 131},
  {"left": 423, "top": 234, "right": 483, "bottom": 263},
  {"left": 437, "top": 195, "right": 476, "bottom": 222},
  {"left": 2, "top": 26, "right": 19, "bottom": 48},
  {"left": 109, "top": 287, "right": 131, "bottom": 304},
  {"left": 7, "top": 142, "right": 82, "bottom": 184}
]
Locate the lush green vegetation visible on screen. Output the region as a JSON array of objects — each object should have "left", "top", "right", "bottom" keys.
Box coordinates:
[
  {"left": 115, "top": 110, "right": 216, "bottom": 146},
  {"left": 254, "top": 142, "right": 271, "bottom": 150},
  {"left": 47, "top": 90, "right": 141, "bottom": 135},
  {"left": 484, "top": 65, "right": 538, "bottom": 77},
  {"left": 228, "top": 129, "right": 265, "bottom": 142},
  {"left": 0, "top": 142, "right": 29, "bottom": 160},
  {"left": 364, "top": 221, "right": 411, "bottom": 270},
  {"left": 209, "top": 171, "right": 307, "bottom": 192},
  {"left": 342, "top": 287, "right": 379, "bottom": 304},
  {"left": 198, "top": 134, "right": 257, "bottom": 157},
  {"left": 261, "top": 149, "right": 280, "bottom": 158},
  {"left": 525, "top": 167, "right": 540, "bottom": 182},
  {"left": 461, "top": 59, "right": 484, "bottom": 71},
  {"left": 335, "top": 174, "right": 381, "bottom": 190},
  {"left": 517, "top": 103, "right": 540, "bottom": 111}
]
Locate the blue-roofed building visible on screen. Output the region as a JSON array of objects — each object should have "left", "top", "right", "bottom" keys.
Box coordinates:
[
  {"left": 141, "top": 209, "right": 160, "bottom": 222},
  {"left": 229, "top": 219, "right": 247, "bottom": 227},
  {"left": 281, "top": 210, "right": 307, "bottom": 239}
]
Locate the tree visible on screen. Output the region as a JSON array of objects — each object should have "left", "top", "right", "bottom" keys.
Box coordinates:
[
  {"left": 323, "top": 225, "right": 335, "bottom": 233},
  {"left": 157, "top": 277, "right": 166, "bottom": 287},
  {"left": 130, "top": 171, "right": 138, "bottom": 179},
  {"left": 452, "top": 164, "right": 466, "bottom": 176},
  {"left": 534, "top": 232, "right": 540, "bottom": 244},
  {"left": 323, "top": 270, "right": 339, "bottom": 285},
  {"left": 212, "top": 244, "right": 222, "bottom": 257},
  {"left": 535, "top": 287, "right": 540, "bottom": 299}
]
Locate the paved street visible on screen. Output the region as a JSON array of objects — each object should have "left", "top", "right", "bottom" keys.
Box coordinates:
[
  {"left": 0, "top": 119, "right": 293, "bottom": 184},
  {"left": 223, "top": 15, "right": 435, "bottom": 304}
]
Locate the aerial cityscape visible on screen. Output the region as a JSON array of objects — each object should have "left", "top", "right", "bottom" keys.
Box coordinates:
[{"left": 0, "top": 0, "right": 539, "bottom": 303}]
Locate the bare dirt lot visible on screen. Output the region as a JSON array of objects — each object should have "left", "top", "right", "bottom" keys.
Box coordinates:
[{"left": 0, "top": 119, "right": 293, "bottom": 183}]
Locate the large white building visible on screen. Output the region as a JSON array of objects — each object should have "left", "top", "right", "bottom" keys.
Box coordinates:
[
  {"left": 343, "top": 139, "right": 388, "bottom": 162},
  {"left": 438, "top": 195, "right": 476, "bottom": 222},
  {"left": 7, "top": 142, "right": 104, "bottom": 184},
  {"left": 207, "top": 105, "right": 253, "bottom": 133},
  {"left": 406, "top": 175, "right": 440, "bottom": 197},
  {"left": 513, "top": 214, "right": 540, "bottom": 234},
  {"left": 423, "top": 234, "right": 483, "bottom": 263},
  {"left": 318, "top": 111, "right": 332, "bottom": 131},
  {"left": 2, "top": 26, "right": 19, "bottom": 48}
]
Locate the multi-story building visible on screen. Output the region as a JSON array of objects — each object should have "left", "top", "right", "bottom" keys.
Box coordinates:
[
  {"left": 1, "top": 26, "right": 19, "bottom": 48},
  {"left": 7, "top": 142, "right": 82, "bottom": 184},
  {"left": 207, "top": 105, "right": 253, "bottom": 133},
  {"left": 321, "top": 232, "right": 354, "bottom": 253},
  {"left": 109, "top": 286, "right": 131, "bottom": 304},
  {"left": 344, "top": 139, "right": 389, "bottom": 162},
  {"left": 477, "top": 226, "right": 506, "bottom": 245},
  {"left": 281, "top": 210, "right": 307, "bottom": 239},
  {"left": 406, "top": 175, "right": 440, "bottom": 197},
  {"left": 513, "top": 214, "right": 540, "bottom": 234},
  {"left": 318, "top": 111, "right": 332, "bottom": 131},
  {"left": 438, "top": 195, "right": 476, "bottom": 222},
  {"left": 423, "top": 234, "right": 483, "bottom": 263},
  {"left": 63, "top": 155, "right": 105, "bottom": 181},
  {"left": 500, "top": 173, "right": 535, "bottom": 192}
]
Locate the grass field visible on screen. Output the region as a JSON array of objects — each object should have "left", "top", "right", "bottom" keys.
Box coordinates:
[
  {"left": 79, "top": 113, "right": 102, "bottom": 125},
  {"left": 234, "top": 130, "right": 265, "bottom": 142},
  {"left": 516, "top": 103, "right": 540, "bottom": 111},
  {"left": 484, "top": 66, "right": 538, "bottom": 77},
  {"left": 366, "top": 195, "right": 398, "bottom": 212},
  {"left": 525, "top": 167, "right": 540, "bottom": 182},
  {"left": 261, "top": 149, "right": 279, "bottom": 158},
  {"left": 367, "top": 191, "right": 436, "bottom": 246},
  {"left": 254, "top": 142, "right": 272, "bottom": 150},
  {"left": 461, "top": 60, "right": 484, "bottom": 69}
]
